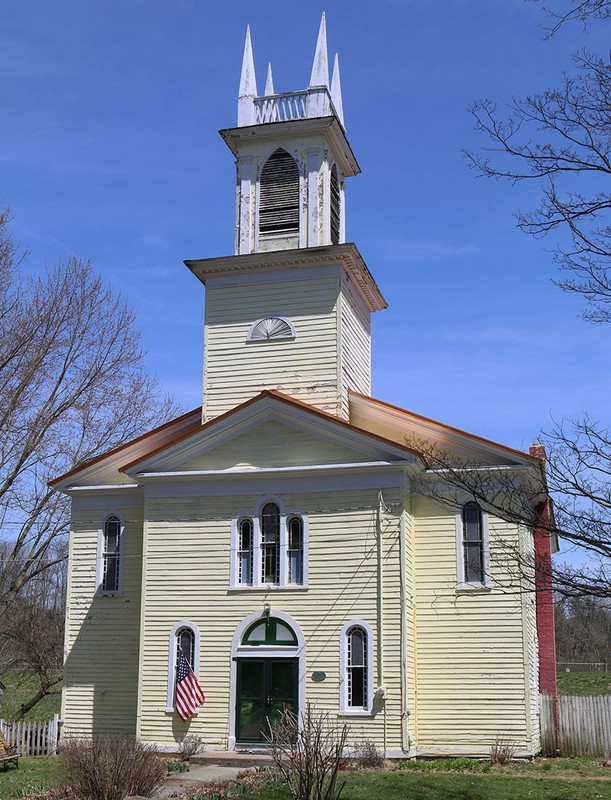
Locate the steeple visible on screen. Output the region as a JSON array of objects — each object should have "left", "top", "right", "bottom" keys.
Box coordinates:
[
  {"left": 187, "top": 15, "right": 386, "bottom": 423},
  {"left": 222, "top": 14, "right": 359, "bottom": 255},
  {"left": 309, "top": 12, "right": 329, "bottom": 88},
  {"left": 237, "top": 26, "right": 257, "bottom": 126},
  {"left": 330, "top": 53, "right": 344, "bottom": 127}
]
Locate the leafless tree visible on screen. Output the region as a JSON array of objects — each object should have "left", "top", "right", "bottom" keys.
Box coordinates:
[
  {"left": 465, "top": 48, "right": 611, "bottom": 323},
  {"left": 408, "top": 433, "right": 609, "bottom": 598},
  {"left": 0, "top": 210, "right": 181, "bottom": 621},
  {"left": 554, "top": 594, "right": 611, "bottom": 666},
  {"left": 458, "top": 5, "right": 610, "bottom": 597},
  {"left": 534, "top": 0, "right": 611, "bottom": 37}
]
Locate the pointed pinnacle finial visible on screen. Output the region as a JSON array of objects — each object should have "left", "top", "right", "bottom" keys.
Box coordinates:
[
  {"left": 309, "top": 12, "right": 329, "bottom": 88},
  {"left": 330, "top": 53, "right": 344, "bottom": 126},
  {"left": 265, "top": 62, "right": 275, "bottom": 96},
  {"left": 238, "top": 25, "right": 258, "bottom": 125}
]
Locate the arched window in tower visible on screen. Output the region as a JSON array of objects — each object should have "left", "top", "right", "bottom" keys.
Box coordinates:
[
  {"left": 330, "top": 165, "right": 341, "bottom": 245},
  {"left": 259, "top": 149, "right": 300, "bottom": 245}
]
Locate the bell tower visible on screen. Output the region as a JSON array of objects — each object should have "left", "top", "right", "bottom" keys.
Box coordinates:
[
  {"left": 186, "top": 14, "right": 387, "bottom": 422},
  {"left": 228, "top": 14, "right": 358, "bottom": 255}
]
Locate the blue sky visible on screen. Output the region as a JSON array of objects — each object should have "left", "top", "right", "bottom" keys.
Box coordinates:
[{"left": 2, "top": 0, "right": 608, "bottom": 458}]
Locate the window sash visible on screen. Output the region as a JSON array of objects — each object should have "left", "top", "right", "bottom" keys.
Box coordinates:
[
  {"left": 102, "top": 516, "right": 121, "bottom": 592},
  {"left": 287, "top": 516, "right": 303, "bottom": 584},
  {"left": 462, "top": 503, "right": 485, "bottom": 583},
  {"left": 347, "top": 627, "right": 367, "bottom": 709},
  {"left": 261, "top": 503, "right": 280, "bottom": 584}
]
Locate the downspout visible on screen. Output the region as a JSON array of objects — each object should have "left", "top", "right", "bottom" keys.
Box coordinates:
[
  {"left": 376, "top": 490, "right": 385, "bottom": 756},
  {"left": 399, "top": 472, "right": 409, "bottom": 752},
  {"left": 376, "top": 490, "right": 384, "bottom": 692}
]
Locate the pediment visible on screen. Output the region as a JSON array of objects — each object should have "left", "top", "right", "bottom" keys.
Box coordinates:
[{"left": 120, "top": 391, "right": 416, "bottom": 478}]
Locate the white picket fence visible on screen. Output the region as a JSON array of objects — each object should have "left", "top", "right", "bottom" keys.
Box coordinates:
[
  {"left": 0, "top": 713, "right": 61, "bottom": 756},
  {"left": 541, "top": 694, "right": 611, "bottom": 757}
]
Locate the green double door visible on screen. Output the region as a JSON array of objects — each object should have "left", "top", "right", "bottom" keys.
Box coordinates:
[{"left": 236, "top": 657, "right": 298, "bottom": 742}]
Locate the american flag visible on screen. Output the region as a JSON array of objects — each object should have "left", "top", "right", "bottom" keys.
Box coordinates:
[{"left": 175, "top": 649, "right": 205, "bottom": 721}]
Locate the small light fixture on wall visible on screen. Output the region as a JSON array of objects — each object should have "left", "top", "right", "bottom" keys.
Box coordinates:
[{"left": 263, "top": 602, "right": 271, "bottom": 617}]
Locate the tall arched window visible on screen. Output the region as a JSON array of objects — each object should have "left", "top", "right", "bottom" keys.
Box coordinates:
[
  {"left": 238, "top": 518, "right": 254, "bottom": 585},
  {"left": 287, "top": 516, "right": 303, "bottom": 585},
  {"left": 340, "top": 620, "right": 373, "bottom": 714},
  {"left": 330, "top": 165, "right": 340, "bottom": 245},
  {"left": 101, "top": 515, "right": 122, "bottom": 593},
  {"left": 230, "top": 498, "right": 308, "bottom": 589},
  {"left": 259, "top": 149, "right": 300, "bottom": 243},
  {"left": 261, "top": 502, "right": 280, "bottom": 584},
  {"left": 166, "top": 621, "right": 200, "bottom": 712},
  {"left": 462, "top": 501, "right": 485, "bottom": 584}
]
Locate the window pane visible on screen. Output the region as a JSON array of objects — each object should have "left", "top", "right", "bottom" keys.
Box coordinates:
[
  {"left": 239, "top": 518, "right": 253, "bottom": 585},
  {"left": 177, "top": 628, "right": 195, "bottom": 668},
  {"left": 261, "top": 503, "right": 280, "bottom": 584},
  {"left": 463, "top": 503, "right": 481, "bottom": 541},
  {"left": 462, "top": 503, "right": 484, "bottom": 583},
  {"left": 102, "top": 516, "right": 120, "bottom": 592},
  {"left": 347, "top": 626, "right": 367, "bottom": 709},
  {"left": 287, "top": 516, "right": 303, "bottom": 584}
]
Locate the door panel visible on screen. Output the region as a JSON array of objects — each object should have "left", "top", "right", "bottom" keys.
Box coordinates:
[
  {"left": 237, "top": 660, "right": 265, "bottom": 741},
  {"left": 236, "top": 657, "right": 298, "bottom": 742}
]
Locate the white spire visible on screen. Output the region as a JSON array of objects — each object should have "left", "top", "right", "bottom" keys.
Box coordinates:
[
  {"left": 238, "top": 25, "right": 258, "bottom": 126},
  {"left": 309, "top": 12, "right": 329, "bottom": 88},
  {"left": 330, "top": 53, "right": 344, "bottom": 126},
  {"left": 265, "top": 62, "right": 275, "bottom": 95}
]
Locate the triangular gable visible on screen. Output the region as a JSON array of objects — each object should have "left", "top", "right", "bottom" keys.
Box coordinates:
[
  {"left": 120, "top": 390, "right": 417, "bottom": 478},
  {"left": 50, "top": 407, "right": 203, "bottom": 491},
  {"left": 349, "top": 391, "right": 535, "bottom": 468}
]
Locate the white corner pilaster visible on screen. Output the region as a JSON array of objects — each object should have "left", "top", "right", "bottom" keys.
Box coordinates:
[
  {"left": 307, "top": 148, "right": 320, "bottom": 247},
  {"left": 238, "top": 157, "right": 253, "bottom": 255}
]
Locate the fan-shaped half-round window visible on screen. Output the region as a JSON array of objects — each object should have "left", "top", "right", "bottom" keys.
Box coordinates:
[{"left": 248, "top": 316, "right": 295, "bottom": 341}]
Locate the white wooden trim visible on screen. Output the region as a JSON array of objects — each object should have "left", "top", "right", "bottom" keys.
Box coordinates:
[
  {"left": 339, "top": 619, "right": 374, "bottom": 715},
  {"left": 165, "top": 620, "right": 202, "bottom": 713},
  {"left": 227, "top": 609, "right": 305, "bottom": 750}
]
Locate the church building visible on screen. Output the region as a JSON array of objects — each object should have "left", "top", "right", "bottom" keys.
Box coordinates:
[{"left": 53, "top": 15, "right": 557, "bottom": 757}]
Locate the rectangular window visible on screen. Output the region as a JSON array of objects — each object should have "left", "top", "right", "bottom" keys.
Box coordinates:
[{"left": 457, "top": 502, "right": 489, "bottom": 589}]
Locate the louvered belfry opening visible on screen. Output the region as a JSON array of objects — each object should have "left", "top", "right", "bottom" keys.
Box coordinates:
[
  {"left": 330, "top": 165, "right": 340, "bottom": 245},
  {"left": 259, "top": 149, "right": 300, "bottom": 244}
]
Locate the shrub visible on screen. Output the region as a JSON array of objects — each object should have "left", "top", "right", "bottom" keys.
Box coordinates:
[
  {"left": 59, "top": 736, "right": 167, "bottom": 800},
  {"left": 351, "top": 739, "right": 384, "bottom": 769},
  {"left": 266, "top": 703, "right": 348, "bottom": 800},
  {"left": 179, "top": 734, "right": 205, "bottom": 761},
  {"left": 489, "top": 733, "right": 516, "bottom": 766},
  {"left": 168, "top": 758, "right": 190, "bottom": 773}
]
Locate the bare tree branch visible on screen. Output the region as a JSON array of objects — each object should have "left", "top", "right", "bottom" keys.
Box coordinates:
[{"left": 0, "top": 211, "right": 182, "bottom": 620}]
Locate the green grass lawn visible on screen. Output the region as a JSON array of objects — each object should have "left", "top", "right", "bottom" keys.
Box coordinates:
[
  {"left": 556, "top": 670, "right": 611, "bottom": 695},
  {"left": 0, "top": 757, "right": 67, "bottom": 800},
  {"left": 0, "top": 671, "right": 61, "bottom": 722},
  {"left": 1, "top": 757, "right": 610, "bottom": 800}
]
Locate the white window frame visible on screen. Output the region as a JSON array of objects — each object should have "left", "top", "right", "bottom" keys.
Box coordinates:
[
  {"left": 339, "top": 619, "right": 374, "bottom": 716},
  {"left": 455, "top": 502, "right": 490, "bottom": 590},
  {"left": 96, "top": 512, "right": 125, "bottom": 596},
  {"left": 165, "top": 620, "right": 201, "bottom": 713},
  {"left": 229, "top": 496, "right": 308, "bottom": 590}
]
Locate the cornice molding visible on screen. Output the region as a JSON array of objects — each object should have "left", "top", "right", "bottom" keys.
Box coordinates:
[
  {"left": 185, "top": 243, "right": 387, "bottom": 313},
  {"left": 220, "top": 116, "right": 360, "bottom": 176}
]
